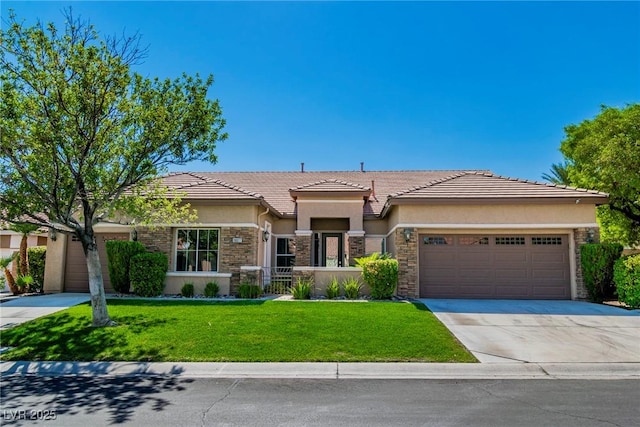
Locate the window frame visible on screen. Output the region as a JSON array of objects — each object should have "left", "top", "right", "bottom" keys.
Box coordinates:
[
  {"left": 275, "top": 236, "right": 296, "bottom": 268},
  {"left": 174, "top": 228, "right": 220, "bottom": 273}
]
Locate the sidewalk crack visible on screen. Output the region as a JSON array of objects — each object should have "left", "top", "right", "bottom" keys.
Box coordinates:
[{"left": 201, "top": 379, "right": 240, "bottom": 426}]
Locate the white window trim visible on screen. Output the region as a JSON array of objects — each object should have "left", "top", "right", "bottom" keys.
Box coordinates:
[{"left": 174, "top": 228, "right": 220, "bottom": 273}]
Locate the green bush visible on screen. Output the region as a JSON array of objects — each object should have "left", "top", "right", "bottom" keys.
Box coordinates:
[
  {"left": 291, "top": 278, "right": 312, "bottom": 300},
  {"left": 614, "top": 254, "right": 640, "bottom": 308},
  {"left": 204, "top": 281, "right": 220, "bottom": 298},
  {"left": 26, "top": 246, "right": 46, "bottom": 292},
  {"left": 354, "top": 252, "right": 391, "bottom": 267},
  {"left": 130, "top": 252, "right": 168, "bottom": 297},
  {"left": 580, "top": 243, "right": 624, "bottom": 302},
  {"left": 325, "top": 277, "right": 340, "bottom": 299},
  {"left": 106, "top": 240, "right": 146, "bottom": 293},
  {"left": 238, "top": 283, "right": 262, "bottom": 299},
  {"left": 361, "top": 258, "right": 398, "bottom": 299},
  {"left": 343, "top": 277, "right": 363, "bottom": 300},
  {"left": 181, "top": 283, "right": 195, "bottom": 298}
]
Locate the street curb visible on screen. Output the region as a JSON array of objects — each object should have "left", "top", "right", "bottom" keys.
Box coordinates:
[{"left": 2, "top": 361, "right": 639, "bottom": 380}]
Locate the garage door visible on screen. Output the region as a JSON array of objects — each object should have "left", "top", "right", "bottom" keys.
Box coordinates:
[
  {"left": 64, "top": 233, "right": 130, "bottom": 293},
  {"left": 419, "top": 234, "right": 570, "bottom": 299}
]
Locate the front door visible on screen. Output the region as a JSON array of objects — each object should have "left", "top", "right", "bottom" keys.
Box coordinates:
[{"left": 322, "top": 233, "right": 343, "bottom": 267}]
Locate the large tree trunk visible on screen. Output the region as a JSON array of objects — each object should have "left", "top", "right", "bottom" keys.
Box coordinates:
[
  {"left": 3, "top": 267, "right": 20, "bottom": 295},
  {"left": 82, "top": 233, "right": 115, "bottom": 327}
]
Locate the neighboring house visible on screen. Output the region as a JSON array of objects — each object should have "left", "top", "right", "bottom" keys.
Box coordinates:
[
  {"left": 0, "top": 228, "right": 48, "bottom": 277},
  {"left": 43, "top": 169, "right": 608, "bottom": 300}
]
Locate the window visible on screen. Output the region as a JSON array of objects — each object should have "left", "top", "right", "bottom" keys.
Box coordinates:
[
  {"left": 532, "top": 237, "right": 563, "bottom": 245},
  {"left": 275, "top": 237, "right": 296, "bottom": 267},
  {"left": 423, "top": 236, "right": 452, "bottom": 245},
  {"left": 495, "top": 236, "right": 525, "bottom": 245},
  {"left": 176, "top": 229, "right": 219, "bottom": 272},
  {"left": 459, "top": 236, "right": 489, "bottom": 245}
]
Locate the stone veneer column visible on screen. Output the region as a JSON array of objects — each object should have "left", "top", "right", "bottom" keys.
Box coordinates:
[
  {"left": 394, "top": 227, "right": 418, "bottom": 297},
  {"left": 347, "top": 232, "right": 366, "bottom": 266},
  {"left": 219, "top": 227, "right": 259, "bottom": 294},
  {"left": 294, "top": 231, "right": 313, "bottom": 267},
  {"left": 136, "top": 227, "right": 173, "bottom": 269},
  {"left": 573, "top": 227, "right": 600, "bottom": 300}
]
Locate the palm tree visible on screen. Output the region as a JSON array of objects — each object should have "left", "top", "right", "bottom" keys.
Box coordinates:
[
  {"left": 9, "top": 223, "right": 40, "bottom": 277},
  {"left": 0, "top": 254, "right": 19, "bottom": 295},
  {"left": 542, "top": 161, "right": 572, "bottom": 185}
]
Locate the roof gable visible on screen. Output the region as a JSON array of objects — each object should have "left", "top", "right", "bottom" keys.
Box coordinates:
[{"left": 289, "top": 179, "right": 372, "bottom": 198}]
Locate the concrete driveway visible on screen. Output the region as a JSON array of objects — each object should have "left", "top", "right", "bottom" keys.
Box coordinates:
[
  {"left": 0, "top": 293, "right": 90, "bottom": 330},
  {"left": 421, "top": 299, "right": 640, "bottom": 363}
]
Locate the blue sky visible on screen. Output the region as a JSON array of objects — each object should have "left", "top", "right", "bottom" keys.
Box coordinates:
[{"left": 3, "top": 1, "right": 639, "bottom": 181}]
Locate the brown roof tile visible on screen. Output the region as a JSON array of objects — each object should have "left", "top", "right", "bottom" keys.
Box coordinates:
[{"left": 159, "top": 170, "right": 608, "bottom": 217}]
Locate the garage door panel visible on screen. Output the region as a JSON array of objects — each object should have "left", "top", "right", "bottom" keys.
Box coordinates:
[
  {"left": 496, "top": 285, "right": 531, "bottom": 298},
  {"left": 419, "top": 234, "right": 570, "bottom": 300},
  {"left": 65, "top": 233, "right": 130, "bottom": 293}
]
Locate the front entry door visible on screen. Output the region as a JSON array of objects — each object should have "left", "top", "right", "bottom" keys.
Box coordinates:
[{"left": 322, "top": 233, "right": 343, "bottom": 267}]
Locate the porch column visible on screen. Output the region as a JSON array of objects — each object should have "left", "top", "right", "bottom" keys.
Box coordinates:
[
  {"left": 573, "top": 227, "right": 600, "bottom": 300},
  {"left": 347, "top": 231, "right": 365, "bottom": 266},
  {"left": 294, "top": 230, "right": 313, "bottom": 267},
  {"left": 395, "top": 227, "right": 418, "bottom": 298}
]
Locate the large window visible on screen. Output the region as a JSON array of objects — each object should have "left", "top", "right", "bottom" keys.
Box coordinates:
[
  {"left": 275, "top": 237, "right": 295, "bottom": 267},
  {"left": 176, "top": 229, "right": 219, "bottom": 272}
]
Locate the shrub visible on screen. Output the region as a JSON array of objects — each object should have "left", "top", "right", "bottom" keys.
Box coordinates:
[
  {"left": 181, "top": 283, "right": 195, "bottom": 298},
  {"left": 16, "top": 275, "right": 34, "bottom": 293},
  {"left": 291, "top": 278, "right": 312, "bottom": 300},
  {"left": 106, "top": 240, "right": 146, "bottom": 293},
  {"left": 0, "top": 274, "right": 5, "bottom": 290},
  {"left": 26, "top": 246, "right": 46, "bottom": 292},
  {"left": 130, "top": 252, "right": 168, "bottom": 297},
  {"left": 354, "top": 252, "right": 391, "bottom": 267},
  {"left": 580, "top": 243, "right": 624, "bottom": 302},
  {"left": 343, "top": 277, "right": 363, "bottom": 300},
  {"left": 361, "top": 258, "right": 398, "bottom": 300},
  {"left": 204, "top": 281, "right": 220, "bottom": 298},
  {"left": 325, "top": 277, "right": 340, "bottom": 299},
  {"left": 238, "top": 283, "right": 262, "bottom": 299},
  {"left": 614, "top": 254, "right": 640, "bottom": 308}
]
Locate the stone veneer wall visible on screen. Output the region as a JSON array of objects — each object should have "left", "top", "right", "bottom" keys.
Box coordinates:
[
  {"left": 573, "top": 227, "right": 600, "bottom": 300},
  {"left": 348, "top": 235, "right": 365, "bottom": 266},
  {"left": 394, "top": 227, "right": 418, "bottom": 297},
  {"left": 136, "top": 227, "right": 173, "bottom": 269},
  {"left": 219, "top": 227, "right": 259, "bottom": 293}
]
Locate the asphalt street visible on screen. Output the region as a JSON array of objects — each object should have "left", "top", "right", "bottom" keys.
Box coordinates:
[{"left": 1, "top": 376, "right": 638, "bottom": 427}]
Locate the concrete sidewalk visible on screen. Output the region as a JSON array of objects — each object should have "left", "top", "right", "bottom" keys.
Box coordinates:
[
  {"left": 1, "top": 360, "right": 639, "bottom": 380},
  {"left": 0, "top": 293, "right": 90, "bottom": 330}
]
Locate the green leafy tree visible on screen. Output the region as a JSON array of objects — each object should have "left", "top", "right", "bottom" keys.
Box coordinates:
[
  {"left": 560, "top": 104, "right": 640, "bottom": 246},
  {"left": 0, "top": 10, "right": 227, "bottom": 326}
]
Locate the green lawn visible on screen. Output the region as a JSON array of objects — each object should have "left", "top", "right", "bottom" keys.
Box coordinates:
[{"left": 0, "top": 299, "right": 476, "bottom": 362}]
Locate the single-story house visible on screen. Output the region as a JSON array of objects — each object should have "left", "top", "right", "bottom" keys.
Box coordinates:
[{"left": 43, "top": 169, "right": 608, "bottom": 300}]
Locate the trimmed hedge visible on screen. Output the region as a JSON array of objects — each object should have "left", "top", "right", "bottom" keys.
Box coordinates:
[
  {"left": 130, "top": 252, "right": 168, "bottom": 297},
  {"left": 238, "top": 283, "right": 262, "bottom": 299},
  {"left": 614, "top": 254, "right": 640, "bottom": 308},
  {"left": 580, "top": 243, "right": 623, "bottom": 302},
  {"left": 106, "top": 240, "right": 146, "bottom": 293},
  {"left": 361, "top": 258, "right": 399, "bottom": 300},
  {"left": 27, "top": 246, "right": 46, "bottom": 292}
]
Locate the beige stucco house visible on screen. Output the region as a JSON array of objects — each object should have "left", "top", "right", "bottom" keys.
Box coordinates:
[{"left": 43, "top": 169, "right": 608, "bottom": 300}]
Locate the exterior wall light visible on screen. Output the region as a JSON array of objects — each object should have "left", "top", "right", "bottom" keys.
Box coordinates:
[
  {"left": 403, "top": 228, "right": 412, "bottom": 243},
  {"left": 49, "top": 228, "right": 57, "bottom": 241},
  {"left": 586, "top": 228, "right": 595, "bottom": 243},
  {"left": 262, "top": 229, "right": 270, "bottom": 242}
]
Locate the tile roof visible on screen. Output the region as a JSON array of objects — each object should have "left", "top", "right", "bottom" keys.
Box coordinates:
[{"left": 159, "top": 170, "right": 608, "bottom": 217}]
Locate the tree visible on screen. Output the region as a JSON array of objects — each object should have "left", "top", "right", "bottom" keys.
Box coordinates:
[
  {"left": 0, "top": 10, "right": 227, "bottom": 326},
  {"left": 560, "top": 104, "right": 640, "bottom": 246},
  {"left": 541, "top": 161, "right": 571, "bottom": 185},
  {"left": 9, "top": 223, "right": 40, "bottom": 277}
]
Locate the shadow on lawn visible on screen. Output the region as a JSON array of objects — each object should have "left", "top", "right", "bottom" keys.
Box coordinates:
[
  {"left": 1, "top": 369, "right": 193, "bottom": 425},
  {"left": 1, "top": 312, "right": 171, "bottom": 361}
]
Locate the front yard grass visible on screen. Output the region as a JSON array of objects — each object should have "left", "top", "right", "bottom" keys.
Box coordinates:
[{"left": 0, "top": 299, "right": 476, "bottom": 362}]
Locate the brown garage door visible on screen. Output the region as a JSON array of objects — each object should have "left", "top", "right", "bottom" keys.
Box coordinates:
[
  {"left": 419, "top": 234, "right": 570, "bottom": 299},
  {"left": 65, "top": 233, "right": 130, "bottom": 293}
]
